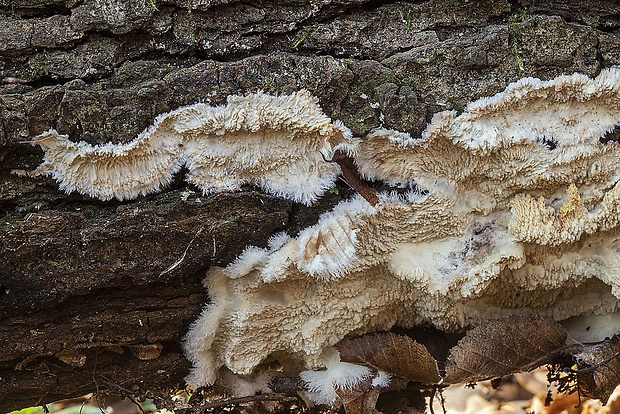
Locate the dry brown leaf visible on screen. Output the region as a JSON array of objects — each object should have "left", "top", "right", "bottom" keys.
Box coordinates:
[
  {"left": 335, "top": 374, "right": 380, "bottom": 414},
  {"left": 577, "top": 335, "right": 620, "bottom": 403},
  {"left": 444, "top": 316, "right": 567, "bottom": 384},
  {"left": 335, "top": 332, "right": 441, "bottom": 384}
]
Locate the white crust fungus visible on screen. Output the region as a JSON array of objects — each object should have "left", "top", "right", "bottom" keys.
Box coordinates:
[
  {"left": 300, "top": 348, "right": 373, "bottom": 406},
  {"left": 25, "top": 68, "right": 620, "bottom": 404},
  {"left": 183, "top": 68, "right": 620, "bottom": 400},
  {"left": 27, "top": 90, "right": 352, "bottom": 205}
]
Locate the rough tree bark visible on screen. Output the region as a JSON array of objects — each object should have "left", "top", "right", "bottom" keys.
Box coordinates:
[{"left": 1, "top": 0, "right": 620, "bottom": 411}]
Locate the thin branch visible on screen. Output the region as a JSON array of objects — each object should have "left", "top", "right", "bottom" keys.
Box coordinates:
[
  {"left": 182, "top": 393, "right": 302, "bottom": 413},
  {"left": 128, "top": 396, "right": 146, "bottom": 414},
  {"left": 95, "top": 373, "right": 147, "bottom": 413},
  {"left": 330, "top": 149, "right": 379, "bottom": 206}
]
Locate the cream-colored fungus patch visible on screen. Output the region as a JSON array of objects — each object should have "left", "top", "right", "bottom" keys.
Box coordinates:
[
  {"left": 24, "top": 68, "right": 620, "bottom": 404},
  {"left": 183, "top": 68, "right": 620, "bottom": 398},
  {"left": 27, "top": 90, "right": 352, "bottom": 205}
]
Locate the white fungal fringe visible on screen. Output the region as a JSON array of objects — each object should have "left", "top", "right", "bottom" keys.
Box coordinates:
[{"left": 28, "top": 90, "right": 351, "bottom": 205}]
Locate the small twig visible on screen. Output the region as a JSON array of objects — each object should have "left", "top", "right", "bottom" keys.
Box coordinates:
[
  {"left": 330, "top": 149, "right": 379, "bottom": 206},
  {"left": 439, "top": 387, "right": 447, "bottom": 414},
  {"left": 429, "top": 387, "right": 436, "bottom": 414},
  {"left": 96, "top": 374, "right": 138, "bottom": 396},
  {"left": 96, "top": 374, "right": 147, "bottom": 414},
  {"left": 128, "top": 396, "right": 146, "bottom": 414},
  {"left": 186, "top": 393, "right": 301, "bottom": 413}
]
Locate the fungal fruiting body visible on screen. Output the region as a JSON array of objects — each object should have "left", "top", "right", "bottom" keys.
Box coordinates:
[
  {"left": 26, "top": 68, "right": 620, "bottom": 404},
  {"left": 29, "top": 90, "right": 353, "bottom": 205},
  {"left": 182, "top": 68, "right": 620, "bottom": 401}
]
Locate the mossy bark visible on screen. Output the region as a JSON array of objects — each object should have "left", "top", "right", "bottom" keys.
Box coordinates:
[{"left": 1, "top": 0, "right": 620, "bottom": 410}]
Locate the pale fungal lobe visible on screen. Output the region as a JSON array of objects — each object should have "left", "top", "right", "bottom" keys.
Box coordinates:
[
  {"left": 300, "top": 348, "right": 373, "bottom": 406},
  {"left": 28, "top": 90, "right": 353, "bottom": 205},
  {"left": 24, "top": 67, "right": 620, "bottom": 404},
  {"left": 182, "top": 68, "right": 620, "bottom": 400}
]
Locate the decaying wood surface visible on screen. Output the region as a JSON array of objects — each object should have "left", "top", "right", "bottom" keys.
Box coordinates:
[{"left": 2, "top": 0, "right": 620, "bottom": 411}]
